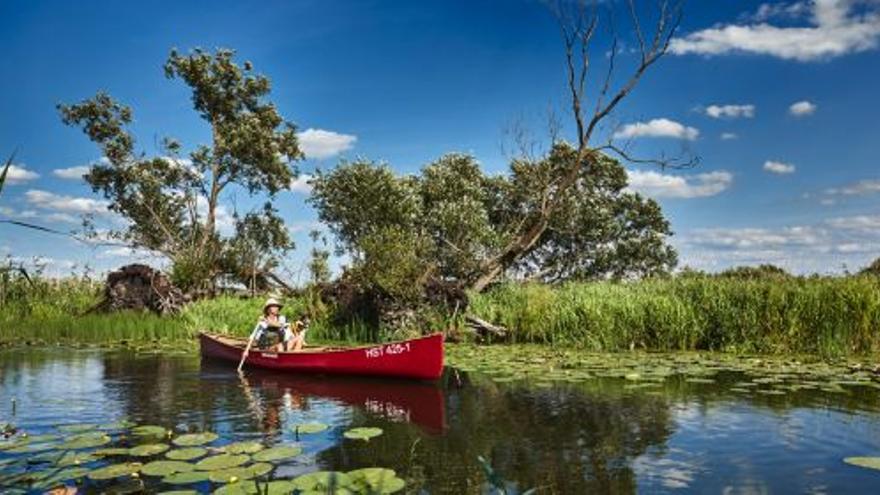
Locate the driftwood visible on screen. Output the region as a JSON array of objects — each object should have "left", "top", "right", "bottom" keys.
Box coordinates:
[
  {"left": 464, "top": 314, "right": 509, "bottom": 341},
  {"left": 87, "top": 264, "right": 185, "bottom": 315}
]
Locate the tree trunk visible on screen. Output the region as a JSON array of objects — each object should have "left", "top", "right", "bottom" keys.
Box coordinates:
[{"left": 470, "top": 217, "right": 549, "bottom": 292}]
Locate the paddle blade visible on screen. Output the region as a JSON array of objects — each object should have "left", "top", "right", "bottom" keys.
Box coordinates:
[{"left": 0, "top": 152, "right": 15, "bottom": 198}]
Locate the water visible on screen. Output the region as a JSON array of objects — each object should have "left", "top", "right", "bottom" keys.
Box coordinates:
[{"left": 2, "top": 348, "right": 880, "bottom": 493}]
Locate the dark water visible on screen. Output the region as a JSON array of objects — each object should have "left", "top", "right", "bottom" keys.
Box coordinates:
[{"left": 3, "top": 348, "right": 880, "bottom": 493}]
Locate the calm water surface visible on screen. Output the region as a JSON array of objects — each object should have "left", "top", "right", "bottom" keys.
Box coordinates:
[{"left": 2, "top": 348, "right": 880, "bottom": 493}]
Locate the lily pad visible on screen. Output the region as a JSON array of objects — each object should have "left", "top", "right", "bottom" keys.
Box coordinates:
[
  {"left": 294, "top": 422, "right": 329, "bottom": 435},
  {"left": 207, "top": 464, "right": 270, "bottom": 484},
  {"left": 166, "top": 447, "right": 208, "bottom": 461},
  {"left": 141, "top": 460, "right": 196, "bottom": 477},
  {"left": 349, "top": 467, "right": 405, "bottom": 494},
  {"left": 6, "top": 441, "right": 58, "bottom": 453},
  {"left": 221, "top": 441, "right": 264, "bottom": 454},
  {"left": 291, "top": 471, "right": 354, "bottom": 492},
  {"left": 95, "top": 447, "right": 132, "bottom": 457},
  {"left": 57, "top": 450, "right": 101, "bottom": 466},
  {"left": 60, "top": 432, "right": 112, "bottom": 450},
  {"left": 158, "top": 491, "right": 199, "bottom": 495},
  {"left": 252, "top": 445, "right": 302, "bottom": 462},
  {"left": 162, "top": 470, "right": 211, "bottom": 485},
  {"left": 31, "top": 466, "right": 93, "bottom": 490},
  {"left": 173, "top": 432, "right": 219, "bottom": 447},
  {"left": 132, "top": 425, "right": 168, "bottom": 438},
  {"left": 129, "top": 443, "right": 170, "bottom": 457},
  {"left": 195, "top": 454, "right": 250, "bottom": 471},
  {"left": 88, "top": 462, "right": 143, "bottom": 480},
  {"left": 343, "top": 427, "right": 383, "bottom": 441},
  {"left": 57, "top": 423, "right": 98, "bottom": 433},
  {"left": 845, "top": 457, "right": 880, "bottom": 470}
]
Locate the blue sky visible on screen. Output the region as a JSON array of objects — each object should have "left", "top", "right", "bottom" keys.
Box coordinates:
[{"left": 1, "top": 0, "right": 879, "bottom": 279}]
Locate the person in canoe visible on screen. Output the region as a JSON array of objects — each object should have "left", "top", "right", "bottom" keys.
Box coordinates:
[{"left": 242, "top": 298, "right": 293, "bottom": 357}]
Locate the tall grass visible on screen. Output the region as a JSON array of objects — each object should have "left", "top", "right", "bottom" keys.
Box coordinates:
[{"left": 469, "top": 276, "right": 880, "bottom": 357}]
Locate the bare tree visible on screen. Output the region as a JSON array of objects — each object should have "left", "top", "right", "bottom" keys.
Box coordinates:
[{"left": 470, "top": 0, "right": 688, "bottom": 292}]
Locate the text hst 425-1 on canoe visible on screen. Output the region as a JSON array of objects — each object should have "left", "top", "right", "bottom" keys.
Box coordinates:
[{"left": 365, "top": 343, "right": 412, "bottom": 359}]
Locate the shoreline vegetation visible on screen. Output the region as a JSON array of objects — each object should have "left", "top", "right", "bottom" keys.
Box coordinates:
[{"left": 2, "top": 272, "right": 879, "bottom": 359}]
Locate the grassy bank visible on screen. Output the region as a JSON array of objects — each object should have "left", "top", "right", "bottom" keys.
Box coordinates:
[
  {"left": 2, "top": 274, "right": 880, "bottom": 357},
  {"left": 470, "top": 276, "right": 880, "bottom": 356}
]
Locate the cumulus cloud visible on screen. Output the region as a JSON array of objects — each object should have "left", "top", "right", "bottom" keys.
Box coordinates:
[
  {"left": 289, "top": 174, "right": 313, "bottom": 194},
  {"left": 24, "top": 189, "right": 110, "bottom": 215},
  {"left": 789, "top": 100, "right": 818, "bottom": 116},
  {"left": 626, "top": 169, "right": 733, "bottom": 198},
  {"left": 4, "top": 165, "right": 40, "bottom": 184},
  {"left": 52, "top": 166, "right": 91, "bottom": 180},
  {"left": 705, "top": 104, "right": 755, "bottom": 118},
  {"left": 670, "top": 0, "right": 880, "bottom": 61},
  {"left": 614, "top": 118, "right": 699, "bottom": 140},
  {"left": 297, "top": 128, "right": 357, "bottom": 159},
  {"left": 763, "top": 160, "right": 796, "bottom": 174}
]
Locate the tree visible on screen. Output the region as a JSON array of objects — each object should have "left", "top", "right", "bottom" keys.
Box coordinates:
[
  {"left": 469, "top": 0, "right": 687, "bottom": 291},
  {"left": 860, "top": 258, "right": 880, "bottom": 277},
  {"left": 307, "top": 230, "right": 332, "bottom": 285},
  {"left": 58, "top": 48, "right": 302, "bottom": 290},
  {"left": 309, "top": 142, "right": 676, "bottom": 291}
]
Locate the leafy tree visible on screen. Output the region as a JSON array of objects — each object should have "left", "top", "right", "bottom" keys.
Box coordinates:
[
  {"left": 860, "top": 258, "right": 880, "bottom": 277},
  {"left": 719, "top": 264, "right": 790, "bottom": 280},
  {"left": 221, "top": 203, "right": 294, "bottom": 293},
  {"left": 310, "top": 142, "right": 677, "bottom": 292},
  {"left": 307, "top": 230, "right": 332, "bottom": 285},
  {"left": 58, "top": 48, "right": 302, "bottom": 290}
]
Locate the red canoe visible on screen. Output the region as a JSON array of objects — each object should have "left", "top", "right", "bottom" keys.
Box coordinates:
[{"left": 199, "top": 331, "right": 445, "bottom": 380}]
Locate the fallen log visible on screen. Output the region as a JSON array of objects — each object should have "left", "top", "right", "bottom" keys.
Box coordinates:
[{"left": 464, "top": 314, "right": 510, "bottom": 341}]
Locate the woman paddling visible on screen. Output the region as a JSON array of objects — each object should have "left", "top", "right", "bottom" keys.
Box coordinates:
[{"left": 238, "top": 299, "right": 309, "bottom": 371}]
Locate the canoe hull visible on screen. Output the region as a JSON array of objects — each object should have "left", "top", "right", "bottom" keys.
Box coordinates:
[{"left": 199, "top": 332, "right": 445, "bottom": 380}]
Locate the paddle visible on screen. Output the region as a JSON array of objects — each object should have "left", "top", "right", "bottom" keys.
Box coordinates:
[{"left": 237, "top": 334, "right": 256, "bottom": 372}]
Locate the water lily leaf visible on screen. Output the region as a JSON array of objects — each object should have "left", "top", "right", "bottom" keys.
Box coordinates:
[
  {"left": 99, "top": 420, "right": 136, "bottom": 431},
  {"left": 845, "top": 457, "right": 880, "bottom": 470},
  {"left": 129, "top": 443, "right": 170, "bottom": 457},
  {"left": 158, "top": 491, "right": 199, "bottom": 495},
  {"left": 343, "top": 427, "right": 383, "bottom": 441},
  {"left": 60, "top": 432, "right": 112, "bottom": 450},
  {"left": 141, "top": 460, "right": 196, "bottom": 477},
  {"left": 88, "top": 462, "right": 143, "bottom": 480},
  {"left": 207, "top": 466, "right": 258, "bottom": 484},
  {"left": 31, "top": 466, "right": 92, "bottom": 490},
  {"left": 349, "top": 467, "right": 405, "bottom": 494},
  {"left": 172, "top": 432, "right": 219, "bottom": 447},
  {"left": 6, "top": 441, "right": 59, "bottom": 453},
  {"left": 57, "top": 423, "right": 98, "bottom": 433},
  {"left": 252, "top": 445, "right": 302, "bottom": 462},
  {"left": 162, "top": 470, "right": 211, "bottom": 485},
  {"left": 131, "top": 425, "right": 168, "bottom": 438},
  {"left": 195, "top": 454, "right": 250, "bottom": 471},
  {"left": 212, "top": 483, "right": 258, "bottom": 495},
  {"left": 24, "top": 434, "right": 62, "bottom": 443},
  {"left": 291, "top": 471, "right": 353, "bottom": 492},
  {"left": 294, "top": 422, "right": 329, "bottom": 434},
  {"left": 165, "top": 447, "right": 208, "bottom": 461},
  {"left": 57, "top": 450, "right": 101, "bottom": 466},
  {"left": 221, "top": 441, "right": 264, "bottom": 454},
  {"left": 95, "top": 448, "right": 132, "bottom": 457}
]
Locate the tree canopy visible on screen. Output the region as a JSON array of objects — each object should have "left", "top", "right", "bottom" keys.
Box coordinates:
[{"left": 58, "top": 48, "right": 301, "bottom": 290}]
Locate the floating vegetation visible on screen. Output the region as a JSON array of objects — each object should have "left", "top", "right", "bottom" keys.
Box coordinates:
[
  {"left": 166, "top": 447, "right": 209, "bottom": 461},
  {"left": 129, "top": 443, "right": 170, "bottom": 457},
  {"left": 162, "top": 470, "right": 211, "bottom": 485},
  {"left": 57, "top": 423, "right": 98, "bottom": 433},
  {"left": 348, "top": 467, "right": 406, "bottom": 493},
  {"left": 294, "top": 422, "right": 329, "bottom": 435},
  {"left": 141, "top": 460, "right": 196, "bottom": 477},
  {"left": 96, "top": 447, "right": 132, "bottom": 457},
  {"left": 57, "top": 450, "right": 101, "bottom": 466},
  {"left": 251, "top": 445, "right": 302, "bottom": 463},
  {"left": 844, "top": 457, "right": 880, "bottom": 470},
  {"left": 207, "top": 462, "right": 273, "bottom": 483},
  {"left": 88, "top": 462, "right": 144, "bottom": 480},
  {"left": 291, "top": 471, "right": 353, "bottom": 492},
  {"left": 132, "top": 425, "right": 169, "bottom": 439},
  {"left": 173, "top": 432, "right": 219, "bottom": 447},
  {"left": 343, "top": 427, "right": 384, "bottom": 441},
  {"left": 195, "top": 453, "right": 250, "bottom": 471},
  {"left": 221, "top": 441, "right": 264, "bottom": 454},
  {"left": 60, "top": 432, "right": 112, "bottom": 450}
]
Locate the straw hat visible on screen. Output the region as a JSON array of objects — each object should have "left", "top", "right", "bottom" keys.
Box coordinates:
[{"left": 263, "top": 297, "right": 283, "bottom": 312}]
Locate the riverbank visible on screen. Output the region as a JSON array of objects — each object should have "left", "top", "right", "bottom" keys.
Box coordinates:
[{"left": 2, "top": 275, "right": 879, "bottom": 357}]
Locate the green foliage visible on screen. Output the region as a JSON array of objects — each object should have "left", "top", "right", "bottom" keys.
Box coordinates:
[
  {"left": 58, "top": 48, "right": 302, "bottom": 290},
  {"left": 860, "top": 257, "right": 880, "bottom": 277},
  {"left": 307, "top": 230, "right": 331, "bottom": 285},
  {"left": 719, "top": 264, "right": 790, "bottom": 280},
  {"left": 310, "top": 142, "right": 676, "bottom": 295}
]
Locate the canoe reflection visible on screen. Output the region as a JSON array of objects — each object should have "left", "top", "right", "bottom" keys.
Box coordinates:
[{"left": 208, "top": 363, "right": 447, "bottom": 434}]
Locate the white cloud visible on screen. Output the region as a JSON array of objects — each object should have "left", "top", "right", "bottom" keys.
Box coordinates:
[
  {"left": 626, "top": 169, "right": 733, "bottom": 199},
  {"left": 789, "top": 100, "right": 818, "bottom": 116},
  {"left": 288, "top": 220, "right": 324, "bottom": 234},
  {"left": 671, "top": 0, "right": 880, "bottom": 61},
  {"left": 824, "top": 178, "right": 880, "bottom": 196},
  {"left": 52, "top": 166, "right": 91, "bottom": 180},
  {"left": 194, "top": 195, "right": 235, "bottom": 234},
  {"left": 614, "top": 118, "right": 699, "bottom": 141},
  {"left": 827, "top": 214, "right": 880, "bottom": 232},
  {"left": 705, "top": 104, "right": 755, "bottom": 119},
  {"left": 763, "top": 160, "right": 796, "bottom": 174},
  {"left": 24, "top": 189, "right": 110, "bottom": 215},
  {"left": 688, "top": 226, "right": 823, "bottom": 249},
  {"left": 4, "top": 165, "right": 40, "bottom": 184},
  {"left": 720, "top": 132, "right": 739, "bottom": 140},
  {"left": 289, "top": 174, "right": 313, "bottom": 194},
  {"left": 296, "top": 128, "right": 357, "bottom": 159}
]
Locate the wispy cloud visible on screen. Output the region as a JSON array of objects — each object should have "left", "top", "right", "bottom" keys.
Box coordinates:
[
  {"left": 52, "top": 165, "right": 91, "bottom": 180},
  {"left": 763, "top": 160, "right": 796, "bottom": 174},
  {"left": 5, "top": 165, "right": 40, "bottom": 184},
  {"left": 824, "top": 178, "right": 880, "bottom": 196},
  {"left": 614, "top": 118, "right": 699, "bottom": 141},
  {"left": 297, "top": 128, "right": 357, "bottom": 159},
  {"left": 671, "top": 0, "right": 880, "bottom": 61},
  {"left": 705, "top": 104, "right": 755, "bottom": 119},
  {"left": 626, "top": 169, "right": 732, "bottom": 199},
  {"left": 789, "top": 100, "right": 817, "bottom": 116},
  {"left": 24, "top": 189, "right": 110, "bottom": 215},
  {"left": 289, "top": 174, "right": 313, "bottom": 194}
]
